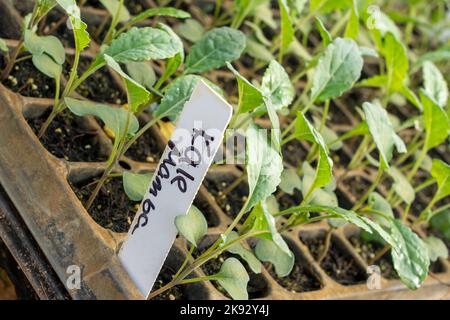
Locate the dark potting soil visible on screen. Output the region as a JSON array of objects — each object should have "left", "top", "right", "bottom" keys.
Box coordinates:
[
  {"left": 27, "top": 110, "right": 108, "bottom": 162},
  {"left": 71, "top": 177, "right": 138, "bottom": 233},
  {"left": 0, "top": 57, "right": 56, "bottom": 98},
  {"left": 198, "top": 251, "right": 269, "bottom": 299},
  {"left": 151, "top": 266, "right": 186, "bottom": 300},
  {"left": 125, "top": 125, "right": 163, "bottom": 163},
  {"left": 277, "top": 189, "right": 302, "bottom": 212},
  {"left": 301, "top": 233, "right": 366, "bottom": 285},
  {"left": 203, "top": 174, "right": 249, "bottom": 222},
  {"left": 193, "top": 196, "right": 220, "bottom": 228},
  {"left": 265, "top": 261, "right": 322, "bottom": 293},
  {"left": 74, "top": 58, "right": 126, "bottom": 105},
  {"left": 282, "top": 139, "right": 307, "bottom": 167},
  {"left": 349, "top": 236, "right": 398, "bottom": 279}
]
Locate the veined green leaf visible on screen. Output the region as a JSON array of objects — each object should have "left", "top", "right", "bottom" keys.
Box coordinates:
[
  {"left": 384, "top": 32, "right": 408, "bottom": 93},
  {"left": 278, "top": 0, "right": 294, "bottom": 58},
  {"left": 32, "top": 53, "right": 62, "bottom": 79},
  {"left": 245, "top": 124, "right": 283, "bottom": 210},
  {"left": 424, "top": 236, "right": 448, "bottom": 262},
  {"left": 279, "top": 168, "right": 302, "bottom": 195},
  {"left": 420, "top": 89, "right": 450, "bottom": 151},
  {"left": 184, "top": 27, "right": 246, "bottom": 74},
  {"left": 174, "top": 19, "right": 204, "bottom": 43},
  {"left": 431, "top": 159, "right": 450, "bottom": 202},
  {"left": 24, "top": 30, "right": 65, "bottom": 65},
  {"left": 315, "top": 17, "right": 332, "bottom": 46},
  {"left": 390, "top": 219, "right": 429, "bottom": 290},
  {"left": 387, "top": 167, "right": 415, "bottom": 205},
  {"left": 175, "top": 205, "right": 208, "bottom": 247},
  {"left": 311, "top": 38, "right": 363, "bottom": 102},
  {"left": 301, "top": 162, "right": 337, "bottom": 207},
  {"left": 362, "top": 101, "right": 406, "bottom": 169},
  {"left": 260, "top": 60, "right": 294, "bottom": 111},
  {"left": 255, "top": 238, "right": 294, "bottom": 277},
  {"left": 215, "top": 258, "right": 249, "bottom": 300},
  {"left": 123, "top": 172, "right": 152, "bottom": 201},
  {"left": 155, "top": 75, "right": 222, "bottom": 119},
  {"left": 104, "top": 54, "right": 150, "bottom": 112},
  {"left": 126, "top": 61, "right": 156, "bottom": 89},
  {"left": 422, "top": 61, "right": 448, "bottom": 108},
  {"left": 294, "top": 112, "right": 333, "bottom": 191},
  {"left": 126, "top": 7, "right": 190, "bottom": 29},
  {"left": 223, "top": 231, "right": 262, "bottom": 274},
  {"left": 64, "top": 97, "right": 139, "bottom": 137},
  {"left": 227, "top": 62, "right": 264, "bottom": 113},
  {"left": 104, "top": 27, "right": 182, "bottom": 63},
  {"left": 368, "top": 192, "right": 394, "bottom": 227},
  {"left": 344, "top": 0, "right": 359, "bottom": 39}
]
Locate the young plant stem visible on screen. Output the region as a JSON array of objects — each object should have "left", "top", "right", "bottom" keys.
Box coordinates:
[
  {"left": 172, "top": 245, "right": 195, "bottom": 280},
  {"left": 0, "top": 41, "right": 23, "bottom": 81},
  {"left": 369, "top": 244, "right": 391, "bottom": 265},
  {"left": 317, "top": 227, "right": 333, "bottom": 264},
  {"left": 103, "top": 0, "right": 125, "bottom": 45},
  {"left": 348, "top": 135, "right": 370, "bottom": 169},
  {"left": 351, "top": 167, "right": 383, "bottom": 211},
  {"left": 407, "top": 142, "right": 427, "bottom": 181},
  {"left": 219, "top": 174, "right": 247, "bottom": 199}
]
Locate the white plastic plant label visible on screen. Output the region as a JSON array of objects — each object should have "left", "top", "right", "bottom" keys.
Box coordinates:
[{"left": 118, "top": 81, "right": 233, "bottom": 298}]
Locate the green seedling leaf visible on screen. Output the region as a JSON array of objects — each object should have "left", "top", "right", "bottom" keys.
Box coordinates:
[
  {"left": 126, "top": 7, "right": 190, "bottom": 30},
  {"left": 174, "top": 19, "right": 204, "bottom": 43},
  {"left": 368, "top": 192, "right": 394, "bottom": 227},
  {"left": 278, "top": 0, "right": 294, "bottom": 58},
  {"left": 215, "top": 258, "right": 249, "bottom": 300},
  {"left": 294, "top": 113, "right": 333, "bottom": 192},
  {"left": 387, "top": 167, "right": 415, "bottom": 204},
  {"left": 279, "top": 168, "right": 302, "bottom": 195},
  {"left": 64, "top": 97, "right": 139, "bottom": 137},
  {"left": 255, "top": 238, "right": 294, "bottom": 277},
  {"left": 245, "top": 38, "right": 273, "bottom": 62},
  {"left": 311, "top": 37, "right": 363, "bottom": 102},
  {"left": 56, "top": 0, "right": 90, "bottom": 51},
  {"left": 422, "top": 61, "right": 448, "bottom": 108},
  {"left": 227, "top": 62, "right": 264, "bottom": 113},
  {"left": 430, "top": 210, "right": 450, "bottom": 241},
  {"left": 384, "top": 32, "right": 408, "bottom": 93},
  {"left": 123, "top": 172, "right": 152, "bottom": 201},
  {"left": 431, "top": 159, "right": 450, "bottom": 202},
  {"left": 126, "top": 61, "right": 156, "bottom": 89},
  {"left": 368, "top": 8, "right": 401, "bottom": 40},
  {"left": 260, "top": 60, "right": 294, "bottom": 111},
  {"left": 32, "top": 53, "right": 62, "bottom": 79},
  {"left": 315, "top": 17, "right": 332, "bottom": 46},
  {"left": 104, "top": 55, "right": 150, "bottom": 112},
  {"left": 175, "top": 205, "right": 208, "bottom": 247},
  {"left": 245, "top": 124, "right": 283, "bottom": 210},
  {"left": 223, "top": 231, "right": 262, "bottom": 274},
  {"left": 424, "top": 236, "right": 448, "bottom": 262},
  {"left": 310, "top": 0, "right": 350, "bottom": 13},
  {"left": 362, "top": 101, "right": 406, "bottom": 169},
  {"left": 390, "top": 219, "right": 430, "bottom": 290},
  {"left": 104, "top": 27, "right": 182, "bottom": 63},
  {"left": 312, "top": 117, "right": 342, "bottom": 150},
  {"left": 100, "top": 0, "right": 130, "bottom": 22},
  {"left": 344, "top": 0, "right": 359, "bottom": 39},
  {"left": 155, "top": 75, "right": 222, "bottom": 119},
  {"left": 421, "top": 89, "right": 450, "bottom": 150},
  {"left": 301, "top": 162, "right": 337, "bottom": 207},
  {"left": 24, "top": 30, "right": 65, "bottom": 65},
  {"left": 358, "top": 46, "right": 378, "bottom": 57},
  {"left": 184, "top": 27, "right": 246, "bottom": 74},
  {"left": 243, "top": 202, "right": 291, "bottom": 256}
]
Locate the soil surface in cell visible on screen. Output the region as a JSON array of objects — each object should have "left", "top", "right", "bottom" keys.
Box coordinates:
[
  {"left": 301, "top": 233, "right": 366, "bottom": 285},
  {"left": 349, "top": 235, "right": 398, "bottom": 279},
  {"left": 204, "top": 173, "right": 249, "bottom": 222},
  {"left": 265, "top": 261, "right": 322, "bottom": 293},
  {"left": 151, "top": 266, "right": 186, "bottom": 300},
  {"left": 28, "top": 110, "right": 108, "bottom": 162},
  {"left": 71, "top": 177, "right": 137, "bottom": 233},
  {"left": 125, "top": 123, "right": 163, "bottom": 163}
]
